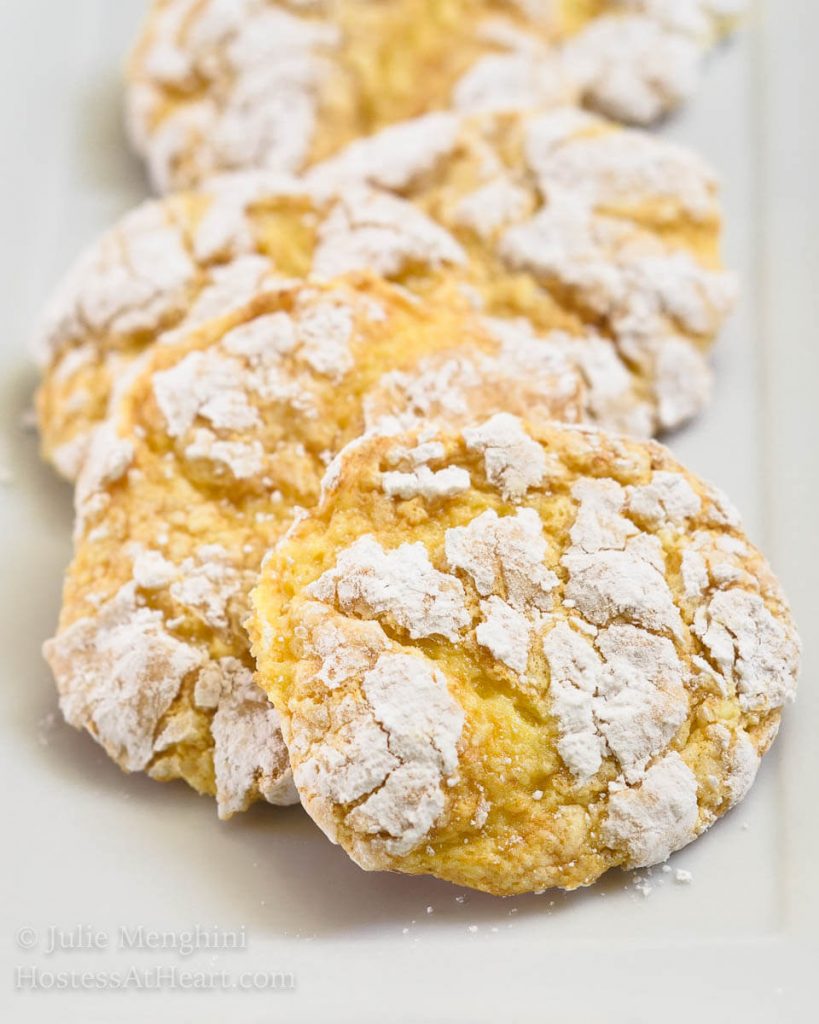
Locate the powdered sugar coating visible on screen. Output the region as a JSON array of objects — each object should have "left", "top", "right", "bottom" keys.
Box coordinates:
[
  {"left": 445, "top": 507, "right": 558, "bottom": 612},
  {"left": 363, "top": 321, "right": 587, "bottom": 436},
  {"left": 382, "top": 465, "right": 472, "bottom": 501},
  {"left": 44, "top": 582, "right": 204, "bottom": 773},
  {"left": 311, "top": 187, "right": 466, "bottom": 279},
  {"left": 127, "top": 0, "right": 342, "bottom": 192},
  {"left": 456, "top": 1, "right": 744, "bottom": 126},
  {"left": 477, "top": 597, "right": 533, "bottom": 673},
  {"left": 693, "top": 588, "right": 799, "bottom": 711},
  {"left": 543, "top": 621, "right": 688, "bottom": 785},
  {"left": 207, "top": 658, "right": 298, "bottom": 816},
  {"left": 250, "top": 418, "right": 798, "bottom": 894},
  {"left": 602, "top": 752, "right": 700, "bottom": 868},
  {"left": 562, "top": 479, "right": 685, "bottom": 638},
  {"left": 463, "top": 413, "right": 548, "bottom": 501},
  {"left": 308, "top": 536, "right": 470, "bottom": 642},
  {"left": 286, "top": 614, "right": 465, "bottom": 860}
]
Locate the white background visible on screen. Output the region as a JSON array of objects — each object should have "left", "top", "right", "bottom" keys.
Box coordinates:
[{"left": 0, "top": 1, "right": 816, "bottom": 1021}]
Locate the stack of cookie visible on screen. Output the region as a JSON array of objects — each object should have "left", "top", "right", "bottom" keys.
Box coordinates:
[{"left": 35, "top": 0, "right": 799, "bottom": 897}]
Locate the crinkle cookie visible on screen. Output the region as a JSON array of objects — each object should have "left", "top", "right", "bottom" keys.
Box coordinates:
[
  {"left": 126, "top": 0, "right": 743, "bottom": 192},
  {"left": 34, "top": 177, "right": 465, "bottom": 480},
  {"left": 312, "top": 104, "right": 736, "bottom": 436},
  {"left": 249, "top": 418, "right": 799, "bottom": 894},
  {"left": 43, "top": 276, "right": 586, "bottom": 818},
  {"left": 35, "top": 109, "right": 735, "bottom": 480}
]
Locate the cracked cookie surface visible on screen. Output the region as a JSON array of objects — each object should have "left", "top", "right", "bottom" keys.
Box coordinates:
[
  {"left": 249, "top": 418, "right": 799, "bottom": 893},
  {"left": 34, "top": 177, "right": 466, "bottom": 480},
  {"left": 35, "top": 104, "right": 735, "bottom": 482},
  {"left": 312, "top": 104, "right": 737, "bottom": 437},
  {"left": 126, "top": 0, "right": 744, "bottom": 192},
  {"left": 43, "top": 277, "right": 585, "bottom": 817}
]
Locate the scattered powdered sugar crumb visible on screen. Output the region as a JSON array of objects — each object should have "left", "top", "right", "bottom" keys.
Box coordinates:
[{"left": 37, "top": 710, "right": 58, "bottom": 747}]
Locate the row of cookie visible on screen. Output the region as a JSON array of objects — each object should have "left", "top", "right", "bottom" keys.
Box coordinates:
[
  {"left": 35, "top": 0, "right": 799, "bottom": 895},
  {"left": 127, "top": 0, "right": 745, "bottom": 192},
  {"left": 36, "top": 104, "right": 738, "bottom": 820},
  {"left": 36, "top": 104, "right": 735, "bottom": 482},
  {"left": 40, "top": 266, "right": 800, "bottom": 891}
]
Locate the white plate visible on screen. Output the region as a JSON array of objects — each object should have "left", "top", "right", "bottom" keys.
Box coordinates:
[{"left": 1, "top": 2, "right": 816, "bottom": 1020}]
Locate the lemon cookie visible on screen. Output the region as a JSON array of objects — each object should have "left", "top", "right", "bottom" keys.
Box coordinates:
[
  {"left": 34, "top": 176, "right": 465, "bottom": 480},
  {"left": 35, "top": 113, "right": 734, "bottom": 480},
  {"left": 311, "top": 103, "right": 736, "bottom": 436},
  {"left": 43, "top": 277, "right": 586, "bottom": 818},
  {"left": 249, "top": 418, "right": 799, "bottom": 893},
  {"left": 126, "top": 0, "right": 743, "bottom": 192}
]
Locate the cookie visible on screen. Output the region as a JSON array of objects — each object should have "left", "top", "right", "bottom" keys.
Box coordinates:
[
  {"left": 126, "top": 0, "right": 743, "bottom": 192},
  {"left": 310, "top": 103, "right": 737, "bottom": 435},
  {"left": 249, "top": 418, "right": 799, "bottom": 894},
  {"left": 34, "top": 177, "right": 465, "bottom": 480},
  {"left": 35, "top": 110, "right": 734, "bottom": 480},
  {"left": 43, "top": 276, "right": 585, "bottom": 818}
]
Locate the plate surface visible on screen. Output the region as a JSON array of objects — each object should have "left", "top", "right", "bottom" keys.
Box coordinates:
[{"left": 0, "top": 2, "right": 816, "bottom": 1021}]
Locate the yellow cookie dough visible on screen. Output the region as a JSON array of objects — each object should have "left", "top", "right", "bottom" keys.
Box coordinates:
[
  {"left": 43, "top": 275, "right": 585, "bottom": 817},
  {"left": 126, "top": 0, "right": 743, "bottom": 192},
  {"left": 250, "top": 418, "right": 799, "bottom": 894}
]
